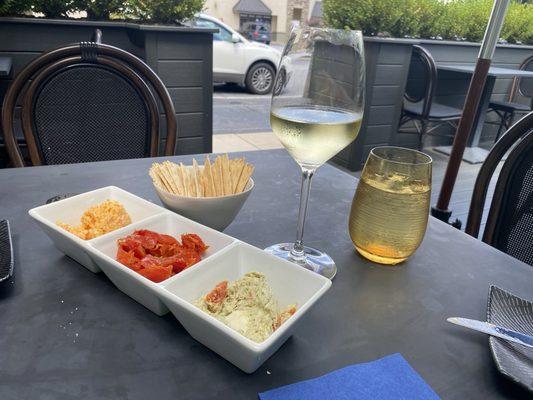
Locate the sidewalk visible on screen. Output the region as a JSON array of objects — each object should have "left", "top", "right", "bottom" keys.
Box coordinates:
[{"left": 213, "top": 131, "right": 283, "bottom": 153}]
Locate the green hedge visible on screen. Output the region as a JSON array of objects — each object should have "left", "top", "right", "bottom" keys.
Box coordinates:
[
  {"left": 0, "top": 0, "right": 205, "bottom": 24},
  {"left": 324, "top": 0, "right": 533, "bottom": 44}
]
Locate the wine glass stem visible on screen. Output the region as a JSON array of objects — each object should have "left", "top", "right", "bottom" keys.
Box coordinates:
[{"left": 291, "top": 168, "right": 315, "bottom": 260}]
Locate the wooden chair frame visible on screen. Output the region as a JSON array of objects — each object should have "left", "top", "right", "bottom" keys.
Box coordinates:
[
  {"left": 465, "top": 111, "right": 533, "bottom": 243},
  {"left": 2, "top": 39, "right": 177, "bottom": 167}
]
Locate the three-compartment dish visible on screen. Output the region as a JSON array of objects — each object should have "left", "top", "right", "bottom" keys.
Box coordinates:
[{"left": 29, "top": 186, "right": 331, "bottom": 373}]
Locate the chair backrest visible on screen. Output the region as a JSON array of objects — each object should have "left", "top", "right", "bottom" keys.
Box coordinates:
[
  {"left": 2, "top": 35, "right": 177, "bottom": 167},
  {"left": 509, "top": 55, "right": 533, "bottom": 105},
  {"left": 466, "top": 112, "right": 533, "bottom": 266},
  {"left": 404, "top": 45, "right": 438, "bottom": 120}
]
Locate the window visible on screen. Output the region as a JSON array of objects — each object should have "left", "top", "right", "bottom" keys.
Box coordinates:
[
  {"left": 292, "top": 8, "right": 302, "bottom": 21},
  {"left": 195, "top": 18, "right": 234, "bottom": 42}
]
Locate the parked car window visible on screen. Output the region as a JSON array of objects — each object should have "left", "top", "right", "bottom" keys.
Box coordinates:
[{"left": 196, "top": 18, "right": 233, "bottom": 42}]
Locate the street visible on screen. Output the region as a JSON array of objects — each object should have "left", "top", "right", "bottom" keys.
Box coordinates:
[
  {"left": 213, "top": 83, "right": 272, "bottom": 134},
  {"left": 212, "top": 43, "right": 284, "bottom": 135}
]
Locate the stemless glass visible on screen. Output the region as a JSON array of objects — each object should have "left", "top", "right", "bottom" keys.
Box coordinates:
[
  {"left": 265, "top": 27, "right": 365, "bottom": 279},
  {"left": 349, "top": 147, "right": 432, "bottom": 265}
]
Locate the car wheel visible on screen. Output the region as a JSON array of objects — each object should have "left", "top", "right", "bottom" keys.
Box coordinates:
[{"left": 245, "top": 62, "right": 275, "bottom": 95}]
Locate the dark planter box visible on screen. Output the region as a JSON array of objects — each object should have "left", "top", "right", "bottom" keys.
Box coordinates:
[
  {"left": 0, "top": 17, "right": 215, "bottom": 159},
  {"left": 333, "top": 37, "right": 533, "bottom": 171}
]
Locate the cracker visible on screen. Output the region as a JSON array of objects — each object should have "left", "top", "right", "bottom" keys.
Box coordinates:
[
  {"left": 213, "top": 156, "right": 223, "bottom": 196},
  {"left": 236, "top": 164, "right": 254, "bottom": 193},
  {"left": 204, "top": 157, "right": 215, "bottom": 197},
  {"left": 193, "top": 158, "right": 202, "bottom": 197},
  {"left": 231, "top": 158, "right": 245, "bottom": 194},
  {"left": 180, "top": 163, "right": 191, "bottom": 197},
  {"left": 222, "top": 154, "right": 233, "bottom": 195}
]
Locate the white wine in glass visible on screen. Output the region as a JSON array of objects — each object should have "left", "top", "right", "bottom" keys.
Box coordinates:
[
  {"left": 265, "top": 27, "right": 365, "bottom": 279},
  {"left": 270, "top": 105, "right": 363, "bottom": 170}
]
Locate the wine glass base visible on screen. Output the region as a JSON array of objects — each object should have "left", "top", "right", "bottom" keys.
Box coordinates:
[{"left": 264, "top": 243, "right": 337, "bottom": 279}]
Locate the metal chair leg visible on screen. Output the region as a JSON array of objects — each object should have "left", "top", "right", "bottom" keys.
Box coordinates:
[
  {"left": 495, "top": 111, "right": 513, "bottom": 142},
  {"left": 419, "top": 120, "right": 428, "bottom": 149},
  {"left": 494, "top": 111, "right": 508, "bottom": 143}
]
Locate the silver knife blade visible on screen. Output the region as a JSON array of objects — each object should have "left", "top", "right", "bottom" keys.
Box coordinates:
[{"left": 447, "top": 317, "right": 533, "bottom": 348}]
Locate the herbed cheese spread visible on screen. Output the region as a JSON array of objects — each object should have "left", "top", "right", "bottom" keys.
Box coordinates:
[{"left": 196, "top": 272, "right": 296, "bottom": 342}]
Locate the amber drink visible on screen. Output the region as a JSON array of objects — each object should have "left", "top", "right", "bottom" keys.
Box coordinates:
[{"left": 349, "top": 147, "right": 432, "bottom": 265}]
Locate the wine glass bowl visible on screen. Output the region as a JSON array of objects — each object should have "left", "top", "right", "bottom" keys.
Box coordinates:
[
  {"left": 265, "top": 27, "right": 365, "bottom": 279},
  {"left": 349, "top": 147, "right": 432, "bottom": 265}
]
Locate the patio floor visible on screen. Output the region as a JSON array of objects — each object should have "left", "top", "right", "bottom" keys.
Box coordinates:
[{"left": 213, "top": 132, "right": 500, "bottom": 237}]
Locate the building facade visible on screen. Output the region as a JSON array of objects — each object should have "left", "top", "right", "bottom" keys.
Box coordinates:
[{"left": 203, "top": 0, "right": 322, "bottom": 42}]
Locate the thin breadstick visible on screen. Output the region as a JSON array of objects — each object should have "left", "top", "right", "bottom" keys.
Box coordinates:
[
  {"left": 151, "top": 156, "right": 254, "bottom": 198},
  {"left": 169, "top": 162, "right": 184, "bottom": 196},
  {"left": 204, "top": 156, "right": 215, "bottom": 197},
  {"left": 162, "top": 161, "right": 180, "bottom": 195},
  {"left": 231, "top": 158, "right": 245, "bottom": 194},
  {"left": 163, "top": 164, "right": 179, "bottom": 195},
  {"left": 175, "top": 163, "right": 185, "bottom": 195},
  {"left": 193, "top": 158, "right": 202, "bottom": 197},
  {"left": 222, "top": 154, "right": 232, "bottom": 195},
  {"left": 169, "top": 161, "right": 184, "bottom": 196},
  {"left": 154, "top": 164, "right": 175, "bottom": 194},
  {"left": 236, "top": 164, "right": 254, "bottom": 193},
  {"left": 188, "top": 167, "right": 197, "bottom": 197},
  {"left": 149, "top": 165, "right": 171, "bottom": 193},
  {"left": 200, "top": 172, "right": 207, "bottom": 198},
  {"left": 179, "top": 163, "right": 191, "bottom": 196},
  {"left": 213, "top": 156, "right": 223, "bottom": 196}
]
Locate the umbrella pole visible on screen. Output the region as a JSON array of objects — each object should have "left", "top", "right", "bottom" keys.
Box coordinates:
[{"left": 431, "top": 0, "right": 511, "bottom": 225}]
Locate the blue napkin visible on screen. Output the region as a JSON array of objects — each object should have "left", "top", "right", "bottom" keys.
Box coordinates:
[{"left": 259, "top": 353, "right": 440, "bottom": 400}]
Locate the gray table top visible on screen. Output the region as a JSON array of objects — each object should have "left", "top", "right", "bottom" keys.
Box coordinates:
[
  {"left": 0, "top": 149, "right": 531, "bottom": 400},
  {"left": 437, "top": 63, "right": 533, "bottom": 77}
]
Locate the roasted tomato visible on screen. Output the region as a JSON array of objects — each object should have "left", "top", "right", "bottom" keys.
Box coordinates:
[
  {"left": 116, "top": 230, "right": 207, "bottom": 283},
  {"left": 138, "top": 264, "right": 173, "bottom": 283},
  {"left": 181, "top": 233, "right": 208, "bottom": 253},
  {"left": 205, "top": 281, "right": 228, "bottom": 304}
]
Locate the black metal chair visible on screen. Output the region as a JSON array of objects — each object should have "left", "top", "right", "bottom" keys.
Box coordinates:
[
  {"left": 398, "top": 45, "right": 462, "bottom": 147},
  {"left": 1, "top": 30, "right": 177, "bottom": 167},
  {"left": 465, "top": 112, "right": 533, "bottom": 266},
  {"left": 487, "top": 55, "right": 533, "bottom": 142}
]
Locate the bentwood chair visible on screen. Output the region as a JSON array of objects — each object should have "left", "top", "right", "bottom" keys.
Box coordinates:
[
  {"left": 466, "top": 112, "right": 533, "bottom": 266},
  {"left": 1, "top": 30, "right": 177, "bottom": 167},
  {"left": 487, "top": 55, "right": 533, "bottom": 142},
  {"left": 398, "top": 45, "right": 462, "bottom": 148}
]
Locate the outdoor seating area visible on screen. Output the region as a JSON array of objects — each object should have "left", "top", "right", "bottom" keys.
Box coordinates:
[{"left": 0, "top": 1, "right": 532, "bottom": 399}]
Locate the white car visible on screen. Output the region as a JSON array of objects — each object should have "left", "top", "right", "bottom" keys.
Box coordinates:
[{"left": 191, "top": 14, "right": 281, "bottom": 95}]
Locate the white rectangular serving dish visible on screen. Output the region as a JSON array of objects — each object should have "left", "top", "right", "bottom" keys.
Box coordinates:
[
  {"left": 158, "top": 242, "right": 332, "bottom": 373},
  {"left": 28, "top": 186, "right": 165, "bottom": 273},
  {"left": 87, "top": 212, "right": 237, "bottom": 315}
]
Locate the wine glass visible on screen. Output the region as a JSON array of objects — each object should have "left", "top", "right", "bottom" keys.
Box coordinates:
[
  {"left": 265, "top": 27, "right": 365, "bottom": 279},
  {"left": 349, "top": 147, "right": 432, "bottom": 265}
]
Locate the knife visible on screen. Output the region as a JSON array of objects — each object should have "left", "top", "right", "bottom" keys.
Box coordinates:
[{"left": 447, "top": 317, "right": 533, "bottom": 348}]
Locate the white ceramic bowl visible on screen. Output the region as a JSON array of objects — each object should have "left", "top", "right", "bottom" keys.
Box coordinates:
[
  {"left": 28, "top": 186, "right": 165, "bottom": 273},
  {"left": 158, "top": 242, "right": 332, "bottom": 373},
  {"left": 153, "top": 173, "right": 254, "bottom": 232},
  {"left": 86, "top": 212, "right": 236, "bottom": 315}
]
